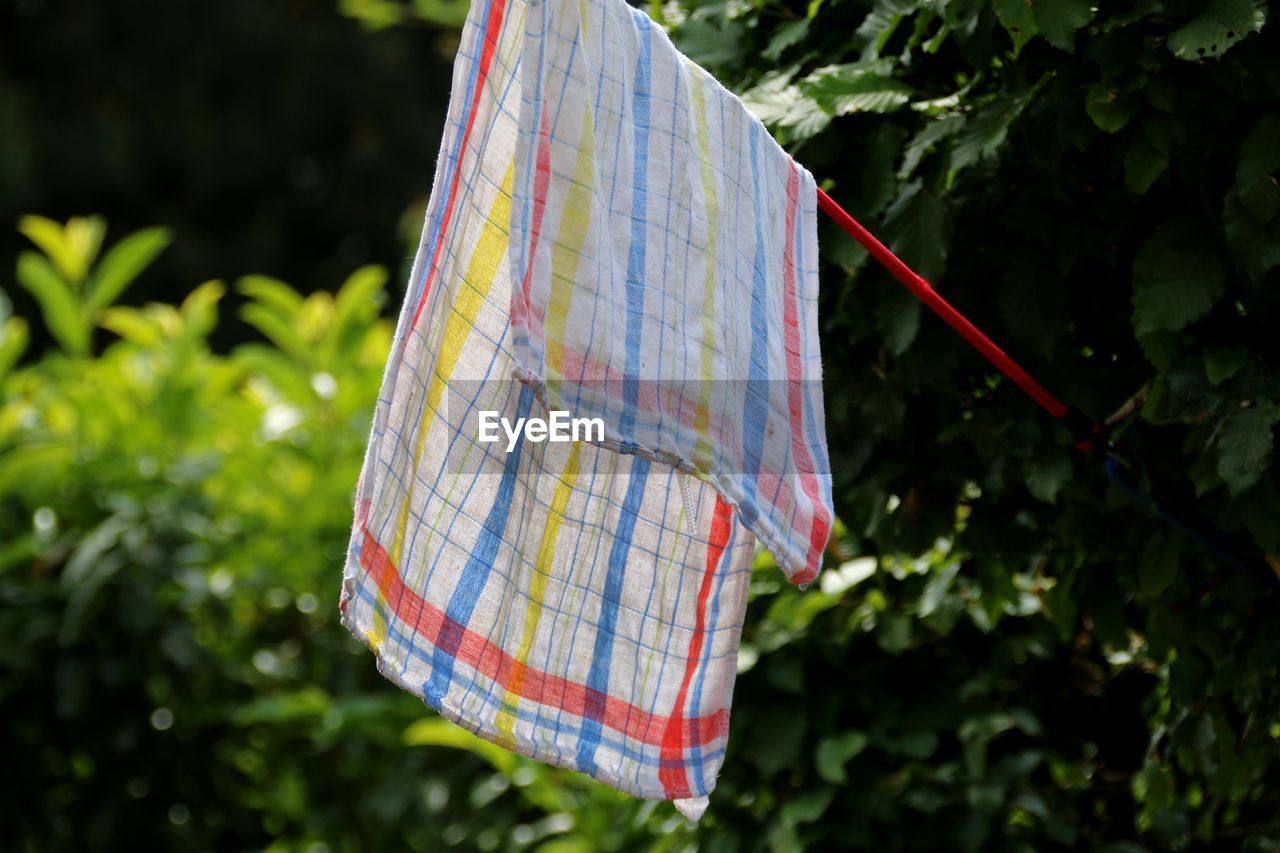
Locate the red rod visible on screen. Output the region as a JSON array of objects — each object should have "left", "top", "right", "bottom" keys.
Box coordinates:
[{"left": 816, "top": 187, "right": 1070, "bottom": 421}]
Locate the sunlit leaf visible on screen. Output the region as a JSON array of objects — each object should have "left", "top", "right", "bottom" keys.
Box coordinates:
[
  {"left": 85, "top": 226, "right": 172, "bottom": 313},
  {"left": 99, "top": 307, "right": 166, "bottom": 347},
  {"left": 403, "top": 717, "right": 520, "bottom": 776},
  {"left": 18, "top": 214, "right": 105, "bottom": 286},
  {"left": 803, "top": 63, "right": 913, "bottom": 115},
  {"left": 16, "top": 251, "right": 88, "bottom": 355},
  {"left": 0, "top": 315, "right": 28, "bottom": 379}
]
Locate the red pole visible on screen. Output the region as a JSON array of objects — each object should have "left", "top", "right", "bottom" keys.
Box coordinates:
[{"left": 816, "top": 187, "right": 1071, "bottom": 422}]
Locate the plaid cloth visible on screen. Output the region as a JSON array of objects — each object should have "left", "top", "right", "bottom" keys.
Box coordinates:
[
  {"left": 508, "top": 0, "right": 831, "bottom": 585},
  {"left": 340, "top": 0, "right": 830, "bottom": 813}
]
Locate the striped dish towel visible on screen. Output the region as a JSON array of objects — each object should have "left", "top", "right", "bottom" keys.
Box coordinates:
[{"left": 340, "top": 0, "right": 831, "bottom": 816}]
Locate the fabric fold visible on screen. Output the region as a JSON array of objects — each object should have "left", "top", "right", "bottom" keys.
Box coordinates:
[{"left": 509, "top": 0, "right": 831, "bottom": 585}]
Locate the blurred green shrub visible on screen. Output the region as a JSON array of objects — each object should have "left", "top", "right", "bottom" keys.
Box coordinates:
[{"left": 0, "top": 218, "right": 691, "bottom": 850}]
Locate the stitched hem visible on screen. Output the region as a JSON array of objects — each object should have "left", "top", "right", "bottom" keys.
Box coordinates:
[{"left": 337, "top": 555, "right": 729, "bottom": 802}]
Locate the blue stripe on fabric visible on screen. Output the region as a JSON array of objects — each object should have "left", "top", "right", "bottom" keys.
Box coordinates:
[
  {"left": 576, "top": 456, "right": 651, "bottom": 776},
  {"left": 739, "top": 125, "right": 770, "bottom": 529},
  {"left": 423, "top": 384, "right": 535, "bottom": 706},
  {"left": 617, "top": 13, "right": 653, "bottom": 451}
]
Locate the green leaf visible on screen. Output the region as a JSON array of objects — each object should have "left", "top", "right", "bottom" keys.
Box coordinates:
[
  {"left": 875, "top": 286, "right": 922, "bottom": 356},
  {"left": 18, "top": 214, "right": 105, "bottom": 286},
  {"left": 1167, "top": 0, "right": 1266, "bottom": 61},
  {"left": 1234, "top": 115, "right": 1280, "bottom": 224},
  {"left": 815, "top": 731, "right": 869, "bottom": 783},
  {"left": 1131, "top": 221, "right": 1226, "bottom": 335},
  {"left": 16, "top": 251, "right": 88, "bottom": 355},
  {"left": 1032, "top": 0, "right": 1095, "bottom": 51},
  {"left": 241, "top": 303, "right": 311, "bottom": 361},
  {"left": 855, "top": 0, "right": 917, "bottom": 58},
  {"left": 783, "top": 787, "right": 835, "bottom": 824},
  {"left": 671, "top": 16, "right": 743, "bottom": 68},
  {"left": 237, "top": 274, "right": 305, "bottom": 319},
  {"left": 993, "top": 0, "right": 1039, "bottom": 54},
  {"left": 1086, "top": 83, "right": 1140, "bottom": 133},
  {"left": 951, "top": 98, "right": 1022, "bottom": 174},
  {"left": 85, "top": 226, "right": 172, "bottom": 313},
  {"left": 849, "top": 125, "right": 906, "bottom": 218},
  {"left": 1137, "top": 330, "right": 1180, "bottom": 371},
  {"left": 762, "top": 19, "right": 809, "bottom": 61},
  {"left": 802, "top": 63, "right": 914, "bottom": 115},
  {"left": 99, "top": 307, "right": 165, "bottom": 347},
  {"left": 1124, "top": 138, "right": 1169, "bottom": 194},
  {"left": 881, "top": 182, "right": 949, "bottom": 282},
  {"left": 233, "top": 687, "right": 333, "bottom": 725},
  {"left": 406, "top": 0, "right": 469, "bottom": 28},
  {"left": 180, "top": 279, "right": 226, "bottom": 339},
  {"left": 1138, "top": 532, "right": 1181, "bottom": 598},
  {"left": 403, "top": 717, "right": 520, "bottom": 776},
  {"left": 0, "top": 315, "right": 28, "bottom": 379},
  {"left": 899, "top": 114, "right": 965, "bottom": 179},
  {"left": 1215, "top": 406, "right": 1278, "bottom": 495},
  {"left": 741, "top": 73, "right": 831, "bottom": 140},
  {"left": 919, "top": 560, "right": 961, "bottom": 617},
  {"left": 338, "top": 0, "right": 408, "bottom": 30},
  {"left": 1026, "top": 453, "right": 1072, "bottom": 504},
  {"left": 1224, "top": 188, "right": 1280, "bottom": 281},
  {"left": 1204, "top": 347, "right": 1247, "bottom": 385}
]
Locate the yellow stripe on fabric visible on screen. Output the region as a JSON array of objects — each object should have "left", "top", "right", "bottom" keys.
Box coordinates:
[
  {"left": 493, "top": 440, "right": 583, "bottom": 744},
  {"left": 366, "top": 602, "right": 389, "bottom": 651},
  {"left": 689, "top": 70, "right": 718, "bottom": 472},
  {"left": 545, "top": 109, "right": 596, "bottom": 381},
  {"left": 389, "top": 158, "right": 517, "bottom": 569}
]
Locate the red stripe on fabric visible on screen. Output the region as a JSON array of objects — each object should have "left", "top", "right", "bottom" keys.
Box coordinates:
[
  {"left": 358, "top": 525, "right": 730, "bottom": 749},
  {"left": 781, "top": 167, "right": 831, "bottom": 584},
  {"left": 408, "top": 0, "right": 509, "bottom": 333},
  {"left": 658, "top": 495, "right": 734, "bottom": 799},
  {"left": 815, "top": 187, "right": 1069, "bottom": 421}
]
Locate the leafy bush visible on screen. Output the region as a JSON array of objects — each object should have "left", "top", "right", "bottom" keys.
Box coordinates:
[
  {"left": 3, "top": 0, "right": 1280, "bottom": 849},
  {"left": 0, "top": 221, "right": 689, "bottom": 850}
]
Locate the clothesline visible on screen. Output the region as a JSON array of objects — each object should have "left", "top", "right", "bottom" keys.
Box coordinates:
[
  {"left": 816, "top": 187, "right": 1098, "bottom": 444},
  {"left": 816, "top": 187, "right": 1255, "bottom": 574}
]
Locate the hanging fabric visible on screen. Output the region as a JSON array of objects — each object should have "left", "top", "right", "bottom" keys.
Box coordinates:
[{"left": 340, "top": 0, "right": 832, "bottom": 817}]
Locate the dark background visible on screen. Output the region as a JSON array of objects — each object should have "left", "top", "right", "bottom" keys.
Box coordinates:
[{"left": 1, "top": 0, "right": 457, "bottom": 346}]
